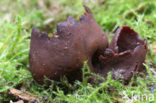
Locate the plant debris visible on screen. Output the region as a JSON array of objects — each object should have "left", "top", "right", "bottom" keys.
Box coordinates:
[
  {"left": 9, "top": 88, "right": 37, "bottom": 103},
  {"left": 10, "top": 100, "right": 24, "bottom": 103}
]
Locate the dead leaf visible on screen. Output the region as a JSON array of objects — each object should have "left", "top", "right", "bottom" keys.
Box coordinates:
[
  {"left": 9, "top": 88, "right": 37, "bottom": 102},
  {"left": 151, "top": 42, "right": 156, "bottom": 54},
  {"left": 10, "top": 100, "right": 24, "bottom": 103}
]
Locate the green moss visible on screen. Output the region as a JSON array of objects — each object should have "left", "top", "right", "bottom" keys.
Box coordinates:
[{"left": 0, "top": 0, "right": 156, "bottom": 102}]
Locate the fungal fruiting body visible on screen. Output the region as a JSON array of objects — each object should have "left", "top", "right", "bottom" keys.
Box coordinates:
[
  {"left": 29, "top": 5, "right": 147, "bottom": 84},
  {"left": 29, "top": 5, "right": 108, "bottom": 83},
  {"left": 94, "top": 26, "right": 147, "bottom": 82}
]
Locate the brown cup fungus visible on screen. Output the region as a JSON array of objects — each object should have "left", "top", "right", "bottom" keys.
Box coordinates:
[
  {"left": 29, "top": 6, "right": 147, "bottom": 84},
  {"left": 94, "top": 26, "right": 147, "bottom": 82},
  {"left": 29, "top": 5, "right": 108, "bottom": 84}
]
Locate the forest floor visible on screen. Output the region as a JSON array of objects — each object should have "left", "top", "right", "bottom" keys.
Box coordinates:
[{"left": 0, "top": 0, "right": 156, "bottom": 103}]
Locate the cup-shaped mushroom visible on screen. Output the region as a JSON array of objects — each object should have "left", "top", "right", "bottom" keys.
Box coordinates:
[
  {"left": 93, "top": 26, "right": 147, "bottom": 82},
  {"left": 29, "top": 5, "right": 108, "bottom": 84}
]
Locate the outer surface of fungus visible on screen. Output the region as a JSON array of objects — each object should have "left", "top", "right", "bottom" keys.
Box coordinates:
[
  {"left": 29, "top": 5, "right": 108, "bottom": 83},
  {"left": 29, "top": 5, "right": 147, "bottom": 84},
  {"left": 93, "top": 26, "right": 147, "bottom": 82}
]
